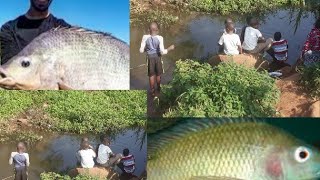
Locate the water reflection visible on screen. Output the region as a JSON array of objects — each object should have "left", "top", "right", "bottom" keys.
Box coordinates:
[
  {"left": 131, "top": 8, "right": 317, "bottom": 89},
  {"left": 0, "top": 128, "right": 146, "bottom": 180}
]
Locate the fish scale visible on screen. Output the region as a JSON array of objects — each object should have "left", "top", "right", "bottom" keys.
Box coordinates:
[
  {"left": 0, "top": 27, "right": 129, "bottom": 90},
  {"left": 148, "top": 120, "right": 320, "bottom": 180}
]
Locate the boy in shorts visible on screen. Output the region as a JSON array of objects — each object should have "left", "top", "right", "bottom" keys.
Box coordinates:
[{"left": 140, "top": 22, "right": 174, "bottom": 96}]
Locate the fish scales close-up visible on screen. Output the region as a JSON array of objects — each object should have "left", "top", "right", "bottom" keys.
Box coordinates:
[{"left": 0, "top": 0, "right": 320, "bottom": 180}]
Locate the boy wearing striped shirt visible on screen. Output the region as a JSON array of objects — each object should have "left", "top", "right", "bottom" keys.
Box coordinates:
[
  {"left": 120, "top": 148, "right": 135, "bottom": 174},
  {"left": 270, "top": 32, "right": 289, "bottom": 70}
]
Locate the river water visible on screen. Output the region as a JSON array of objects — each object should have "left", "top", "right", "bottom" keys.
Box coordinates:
[
  {"left": 0, "top": 128, "right": 146, "bottom": 180},
  {"left": 130, "top": 8, "right": 317, "bottom": 89}
]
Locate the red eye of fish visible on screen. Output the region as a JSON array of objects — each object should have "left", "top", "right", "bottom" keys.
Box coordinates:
[
  {"left": 299, "top": 151, "right": 308, "bottom": 159},
  {"left": 295, "top": 147, "right": 310, "bottom": 163}
]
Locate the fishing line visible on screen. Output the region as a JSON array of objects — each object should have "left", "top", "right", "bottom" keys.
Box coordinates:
[
  {"left": 130, "top": 63, "right": 147, "bottom": 70},
  {"left": 1, "top": 175, "right": 14, "bottom": 180}
]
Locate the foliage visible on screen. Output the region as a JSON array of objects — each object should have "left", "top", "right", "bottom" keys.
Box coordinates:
[
  {"left": 131, "top": 9, "right": 179, "bottom": 27},
  {"left": 166, "top": 0, "right": 301, "bottom": 14},
  {"left": 300, "top": 62, "right": 320, "bottom": 99},
  {"left": 0, "top": 91, "right": 34, "bottom": 120},
  {"left": 160, "top": 60, "right": 280, "bottom": 117},
  {"left": 40, "top": 172, "right": 99, "bottom": 180},
  {"left": 0, "top": 91, "right": 146, "bottom": 134}
]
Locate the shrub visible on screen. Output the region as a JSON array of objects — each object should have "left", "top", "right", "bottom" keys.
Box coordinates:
[
  {"left": 0, "top": 91, "right": 146, "bottom": 134},
  {"left": 160, "top": 59, "right": 280, "bottom": 117},
  {"left": 168, "top": 0, "right": 301, "bottom": 14},
  {"left": 300, "top": 62, "right": 320, "bottom": 99},
  {"left": 40, "top": 172, "right": 99, "bottom": 180}
]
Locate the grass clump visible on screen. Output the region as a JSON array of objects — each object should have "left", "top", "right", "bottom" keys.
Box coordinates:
[
  {"left": 300, "top": 62, "right": 320, "bottom": 99},
  {"left": 40, "top": 172, "right": 99, "bottom": 180},
  {"left": 160, "top": 60, "right": 280, "bottom": 117},
  {"left": 131, "top": 9, "right": 178, "bottom": 27},
  {"left": 168, "top": 0, "right": 301, "bottom": 14},
  {"left": 0, "top": 91, "right": 146, "bottom": 134}
]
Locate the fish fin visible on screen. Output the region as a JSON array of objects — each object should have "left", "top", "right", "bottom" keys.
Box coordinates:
[
  {"left": 191, "top": 176, "right": 245, "bottom": 180},
  {"left": 58, "top": 82, "right": 73, "bottom": 90},
  {"left": 148, "top": 118, "right": 265, "bottom": 158},
  {"left": 49, "top": 26, "right": 127, "bottom": 44}
]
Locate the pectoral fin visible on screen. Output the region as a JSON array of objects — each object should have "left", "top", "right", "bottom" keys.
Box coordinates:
[
  {"left": 191, "top": 176, "right": 245, "bottom": 180},
  {"left": 58, "top": 81, "right": 73, "bottom": 90}
]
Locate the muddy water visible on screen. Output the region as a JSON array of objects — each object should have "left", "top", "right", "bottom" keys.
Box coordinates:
[
  {"left": 130, "top": 8, "right": 317, "bottom": 89},
  {"left": 0, "top": 128, "right": 146, "bottom": 180}
]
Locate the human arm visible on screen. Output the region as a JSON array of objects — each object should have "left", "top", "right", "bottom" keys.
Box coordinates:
[
  {"left": 25, "top": 153, "right": 30, "bottom": 167},
  {"left": 237, "top": 35, "right": 242, "bottom": 54},
  {"left": 159, "top": 36, "right": 174, "bottom": 55},
  {"left": 76, "top": 151, "right": 81, "bottom": 163},
  {"left": 91, "top": 149, "right": 96, "bottom": 158},
  {"left": 0, "top": 22, "right": 19, "bottom": 65},
  {"left": 139, "top": 35, "right": 148, "bottom": 53},
  {"left": 302, "top": 29, "right": 315, "bottom": 56},
  {"left": 256, "top": 30, "right": 266, "bottom": 43},
  {"left": 9, "top": 152, "right": 14, "bottom": 165}
]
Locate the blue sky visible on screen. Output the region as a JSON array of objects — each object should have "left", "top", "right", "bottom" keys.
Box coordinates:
[{"left": 0, "top": 0, "right": 129, "bottom": 43}]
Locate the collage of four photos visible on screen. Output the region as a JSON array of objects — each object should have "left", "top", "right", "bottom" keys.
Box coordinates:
[{"left": 0, "top": 0, "right": 320, "bottom": 179}]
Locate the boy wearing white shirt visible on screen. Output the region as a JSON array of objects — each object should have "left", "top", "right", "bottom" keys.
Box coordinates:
[
  {"left": 96, "top": 136, "right": 122, "bottom": 168},
  {"left": 218, "top": 23, "right": 242, "bottom": 55},
  {"left": 140, "top": 22, "right": 174, "bottom": 96},
  {"left": 242, "top": 18, "right": 273, "bottom": 54},
  {"left": 77, "top": 141, "right": 96, "bottom": 168},
  {"left": 9, "top": 142, "right": 30, "bottom": 180}
]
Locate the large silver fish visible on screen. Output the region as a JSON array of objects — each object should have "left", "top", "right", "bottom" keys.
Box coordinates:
[
  {"left": 148, "top": 119, "right": 320, "bottom": 180},
  {"left": 0, "top": 27, "right": 129, "bottom": 90}
]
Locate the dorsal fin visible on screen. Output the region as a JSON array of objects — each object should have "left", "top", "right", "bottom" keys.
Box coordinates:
[
  {"left": 48, "top": 26, "right": 128, "bottom": 44},
  {"left": 148, "top": 118, "right": 263, "bottom": 158}
]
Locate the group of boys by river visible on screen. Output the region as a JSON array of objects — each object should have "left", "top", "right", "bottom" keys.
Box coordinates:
[{"left": 140, "top": 17, "right": 320, "bottom": 96}]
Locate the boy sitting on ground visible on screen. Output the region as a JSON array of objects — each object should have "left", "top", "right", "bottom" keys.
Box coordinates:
[
  {"left": 269, "top": 32, "right": 290, "bottom": 71},
  {"left": 77, "top": 141, "right": 96, "bottom": 168},
  {"left": 96, "top": 136, "right": 122, "bottom": 168},
  {"left": 119, "top": 148, "right": 136, "bottom": 174},
  {"left": 242, "top": 18, "right": 273, "bottom": 54},
  {"left": 218, "top": 22, "right": 242, "bottom": 55}
]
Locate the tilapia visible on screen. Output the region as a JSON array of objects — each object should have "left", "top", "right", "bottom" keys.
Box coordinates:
[
  {"left": 0, "top": 27, "right": 129, "bottom": 90},
  {"left": 148, "top": 119, "right": 320, "bottom": 180}
]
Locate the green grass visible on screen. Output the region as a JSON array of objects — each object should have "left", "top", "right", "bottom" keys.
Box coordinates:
[
  {"left": 40, "top": 172, "right": 100, "bottom": 180},
  {"left": 166, "top": 0, "right": 302, "bottom": 14},
  {"left": 300, "top": 62, "right": 320, "bottom": 99},
  {"left": 159, "top": 60, "right": 280, "bottom": 117},
  {"left": 0, "top": 91, "right": 146, "bottom": 134}
]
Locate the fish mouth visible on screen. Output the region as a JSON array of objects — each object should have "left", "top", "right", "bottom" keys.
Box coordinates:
[
  {"left": 0, "top": 67, "right": 15, "bottom": 89},
  {"left": 0, "top": 67, "right": 24, "bottom": 90},
  {"left": 0, "top": 77, "right": 19, "bottom": 90}
]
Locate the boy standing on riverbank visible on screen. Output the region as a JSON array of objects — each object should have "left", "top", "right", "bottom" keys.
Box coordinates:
[
  {"left": 139, "top": 22, "right": 175, "bottom": 96},
  {"left": 9, "top": 142, "right": 30, "bottom": 180},
  {"left": 218, "top": 23, "right": 242, "bottom": 55}
]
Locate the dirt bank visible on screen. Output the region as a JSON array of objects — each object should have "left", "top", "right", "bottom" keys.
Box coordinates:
[{"left": 276, "top": 73, "right": 319, "bottom": 117}]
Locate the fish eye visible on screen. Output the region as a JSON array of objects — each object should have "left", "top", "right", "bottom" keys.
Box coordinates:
[
  {"left": 294, "top": 146, "right": 310, "bottom": 163},
  {"left": 21, "top": 60, "right": 30, "bottom": 68}
]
